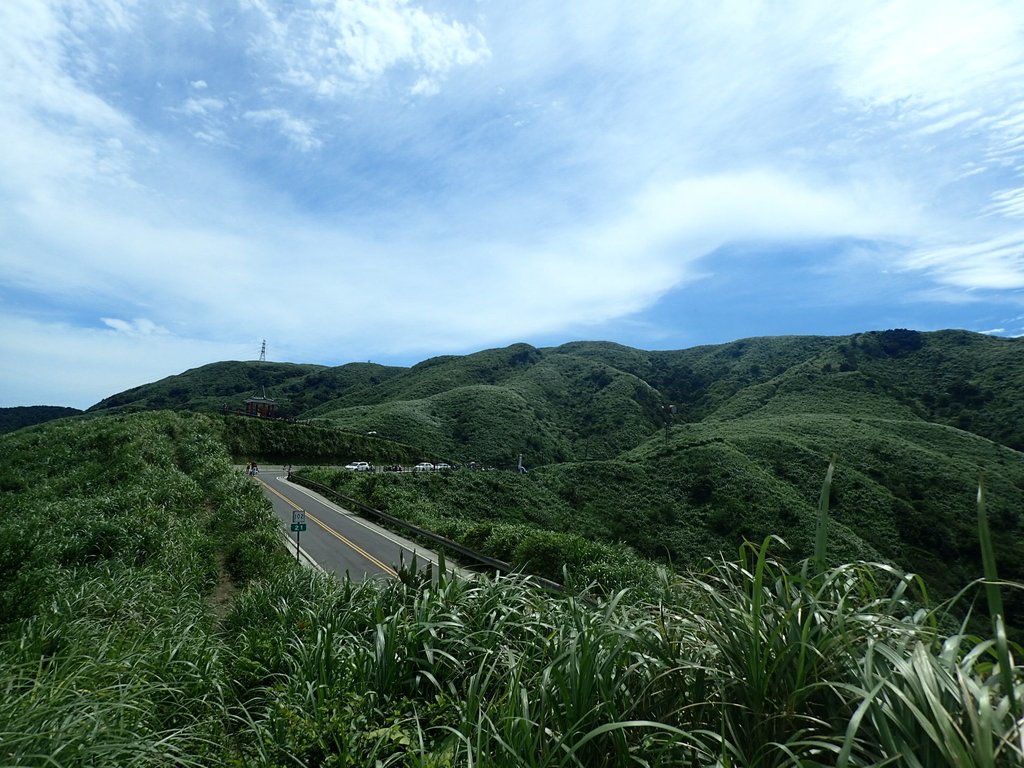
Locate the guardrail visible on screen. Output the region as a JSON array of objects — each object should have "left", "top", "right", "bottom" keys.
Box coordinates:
[{"left": 289, "top": 474, "right": 565, "bottom": 593}]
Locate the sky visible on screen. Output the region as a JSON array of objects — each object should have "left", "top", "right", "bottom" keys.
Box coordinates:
[{"left": 3, "top": 0, "right": 1024, "bottom": 409}]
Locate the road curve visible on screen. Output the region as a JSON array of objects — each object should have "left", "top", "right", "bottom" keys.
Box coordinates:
[{"left": 251, "top": 468, "right": 441, "bottom": 581}]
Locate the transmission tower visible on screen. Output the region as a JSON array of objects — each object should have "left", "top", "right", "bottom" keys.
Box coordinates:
[{"left": 259, "top": 339, "right": 266, "bottom": 362}]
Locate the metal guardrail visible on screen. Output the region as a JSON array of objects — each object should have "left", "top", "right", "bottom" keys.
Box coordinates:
[{"left": 289, "top": 474, "right": 565, "bottom": 593}]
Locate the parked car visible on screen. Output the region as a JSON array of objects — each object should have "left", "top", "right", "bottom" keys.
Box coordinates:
[
  {"left": 434, "top": 462, "right": 452, "bottom": 471},
  {"left": 412, "top": 462, "right": 434, "bottom": 472},
  {"left": 345, "top": 461, "right": 372, "bottom": 471}
]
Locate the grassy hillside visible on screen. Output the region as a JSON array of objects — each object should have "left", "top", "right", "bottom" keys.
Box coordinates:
[
  {"left": 87, "top": 360, "right": 404, "bottom": 418},
  {"left": 0, "top": 405, "right": 82, "bottom": 433},
  {"left": 3, "top": 412, "right": 1021, "bottom": 766},
  {"left": 300, "top": 331, "right": 1024, "bottom": 466},
  {"left": 307, "top": 354, "right": 664, "bottom": 467},
  {"left": 85, "top": 330, "right": 1024, "bottom": 465},
  {"left": 298, "top": 410, "right": 1024, "bottom": 621},
  {"left": 0, "top": 411, "right": 290, "bottom": 764},
  {"left": 216, "top": 413, "right": 431, "bottom": 465},
  {"left": 706, "top": 330, "right": 1024, "bottom": 444},
  {"left": 306, "top": 342, "right": 691, "bottom": 466},
  {"left": 78, "top": 330, "right": 1024, "bottom": 612}
]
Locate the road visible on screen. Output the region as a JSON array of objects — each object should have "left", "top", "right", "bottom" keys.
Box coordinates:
[{"left": 250, "top": 468, "right": 442, "bottom": 581}]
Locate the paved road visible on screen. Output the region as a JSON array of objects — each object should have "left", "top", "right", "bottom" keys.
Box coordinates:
[{"left": 251, "top": 468, "right": 442, "bottom": 581}]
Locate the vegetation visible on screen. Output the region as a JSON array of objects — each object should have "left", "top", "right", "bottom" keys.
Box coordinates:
[
  {"left": 214, "top": 414, "right": 429, "bottom": 466},
  {"left": 0, "top": 411, "right": 290, "bottom": 765},
  {"left": 5, "top": 328, "right": 1023, "bottom": 763},
  {"left": 77, "top": 328, "right": 1024, "bottom": 625},
  {"left": 295, "top": 465, "right": 663, "bottom": 594},
  {"left": 87, "top": 360, "right": 404, "bottom": 419},
  {"left": 2, "top": 412, "right": 1022, "bottom": 765},
  {"left": 0, "top": 405, "right": 82, "bottom": 434},
  {"left": 86, "top": 330, "right": 1024, "bottom": 464},
  {"left": 294, "top": 407, "right": 1024, "bottom": 630}
]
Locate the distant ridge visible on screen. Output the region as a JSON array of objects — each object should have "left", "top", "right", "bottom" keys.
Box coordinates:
[
  {"left": 0, "top": 405, "right": 82, "bottom": 434},
  {"left": 86, "top": 329, "right": 1024, "bottom": 463}
]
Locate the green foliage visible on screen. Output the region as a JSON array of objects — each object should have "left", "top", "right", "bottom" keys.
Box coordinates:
[
  {"left": 83, "top": 330, "right": 1024, "bottom": 476},
  {"left": 297, "top": 400, "right": 1024, "bottom": 624},
  {"left": 88, "top": 359, "right": 404, "bottom": 418},
  {"left": 219, "top": 541, "right": 1023, "bottom": 767},
  {"left": 216, "top": 413, "right": 426, "bottom": 465},
  {"left": 312, "top": 348, "right": 664, "bottom": 466},
  {"left": 0, "top": 405, "right": 82, "bottom": 434},
  {"left": 298, "top": 466, "right": 662, "bottom": 595},
  {"left": 2, "top": 410, "right": 1022, "bottom": 765},
  {"left": 0, "top": 411, "right": 292, "bottom": 765}
]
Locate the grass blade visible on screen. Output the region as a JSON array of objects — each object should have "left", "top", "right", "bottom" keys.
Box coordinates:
[
  {"left": 813, "top": 457, "right": 836, "bottom": 577},
  {"left": 976, "top": 478, "right": 1017, "bottom": 716}
]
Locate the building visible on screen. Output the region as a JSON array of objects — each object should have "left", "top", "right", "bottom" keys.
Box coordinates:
[{"left": 244, "top": 388, "right": 277, "bottom": 418}]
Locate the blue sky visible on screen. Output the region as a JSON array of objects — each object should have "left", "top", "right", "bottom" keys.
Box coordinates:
[{"left": 3, "top": 1, "right": 1024, "bottom": 408}]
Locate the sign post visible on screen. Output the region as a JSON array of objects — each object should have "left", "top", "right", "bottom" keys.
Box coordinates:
[{"left": 290, "top": 509, "right": 307, "bottom": 562}]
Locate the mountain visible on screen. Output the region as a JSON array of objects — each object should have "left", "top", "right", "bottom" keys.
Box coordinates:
[
  {"left": 43, "top": 328, "right": 1024, "bottom": 626},
  {"left": 87, "top": 360, "right": 404, "bottom": 419},
  {"left": 300, "top": 330, "right": 1024, "bottom": 465},
  {"left": 87, "top": 330, "right": 1024, "bottom": 466},
  {"left": 0, "top": 405, "right": 82, "bottom": 434}
]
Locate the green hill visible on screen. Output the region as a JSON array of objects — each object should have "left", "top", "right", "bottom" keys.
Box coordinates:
[
  {"left": 87, "top": 330, "right": 1024, "bottom": 465},
  {"left": 81, "top": 329, "right": 1024, "bottom": 611},
  {"left": 0, "top": 405, "right": 82, "bottom": 434},
  {"left": 302, "top": 330, "right": 1024, "bottom": 466},
  {"left": 87, "top": 360, "right": 404, "bottom": 419}
]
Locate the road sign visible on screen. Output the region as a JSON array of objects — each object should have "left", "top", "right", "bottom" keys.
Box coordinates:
[
  {"left": 292, "top": 509, "right": 306, "bottom": 525},
  {"left": 290, "top": 523, "right": 307, "bottom": 532}
]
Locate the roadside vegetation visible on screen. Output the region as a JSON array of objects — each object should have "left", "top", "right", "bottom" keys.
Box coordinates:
[
  {"left": 2, "top": 411, "right": 1022, "bottom": 765},
  {"left": 70, "top": 330, "right": 1024, "bottom": 610},
  {"left": 0, "top": 411, "right": 290, "bottom": 764},
  {"left": 295, "top": 406, "right": 1024, "bottom": 631},
  {"left": 215, "top": 414, "right": 427, "bottom": 466}
]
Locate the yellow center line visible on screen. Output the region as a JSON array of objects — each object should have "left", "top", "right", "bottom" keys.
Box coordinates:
[{"left": 256, "top": 477, "right": 398, "bottom": 578}]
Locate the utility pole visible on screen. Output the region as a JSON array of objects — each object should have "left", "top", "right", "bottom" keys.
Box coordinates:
[{"left": 259, "top": 339, "right": 266, "bottom": 362}]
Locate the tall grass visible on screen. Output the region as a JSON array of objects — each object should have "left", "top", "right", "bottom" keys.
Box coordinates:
[
  {"left": 0, "top": 412, "right": 289, "bottom": 766},
  {"left": 220, "top": 535, "right": 1022, "bottom": 766},
  {"left": 0, "top": 566, "right": 226, "bottom": 766},
  {"left": 3, "top": 415, "right": 1022, "bottom": 766}
]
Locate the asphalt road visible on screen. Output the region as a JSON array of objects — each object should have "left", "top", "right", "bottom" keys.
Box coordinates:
[{"left": 251, "top": 468, "right": 441, "bottom": 581}]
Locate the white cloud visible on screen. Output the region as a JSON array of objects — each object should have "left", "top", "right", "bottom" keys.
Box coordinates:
[
  {"left": 904, "top": 232, "right": 1024, "bottom": 289},
  {"left": 100, "top": 317, "right": 170, "bottom": 336},
  {"left": 0, "top": 3, "right": 138, "bottom": 201},
  {"left": 181, "top": 97, "right": 225, "bottom": 116},
  {"left": 621, "top": 171, "right": 916, "bottom": 247},
  {"left": 243, "top": 108, "right": 322, "bottom": 151},
  {"left": 410, "top": 76, "right": 440, "bottom": 96},
  {"left": 243, "top": 0, "right": 490, "bottom": 96},
  {"left": 193, "top": 129, "right": 232, "bottom": 146},
  {"left": 0, "top": 313, "right": 251, "bottom": 409},
  {"left": 4, "top": 0, "right": 1024, "bottom": 406},
  {"left": 986, "top": 186, "right": 1024, "bottom": 219},
  {"left": 5, "top": 160, "right": 908, "bottom": 373},
  {"left": 829, "top": 0, "right": 1024, "bottom": 108}
]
